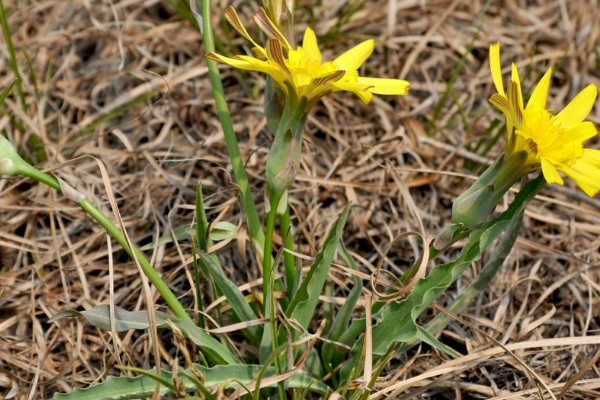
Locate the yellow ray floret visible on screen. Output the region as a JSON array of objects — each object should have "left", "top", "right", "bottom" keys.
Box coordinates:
[
  {"left": 488, "top": 42, "right": 600, "bottom": 197},
  {"left": 207, "top": 7, "right": 410, "bottom": 105}
]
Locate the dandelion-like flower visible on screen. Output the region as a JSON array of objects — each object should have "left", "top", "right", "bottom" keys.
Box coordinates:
[
  {"left": 207, "top": 7, "right": 410, "bottom": 106},
  {"left": 489, "top": 42, "right": 600, "bottom": 196}
]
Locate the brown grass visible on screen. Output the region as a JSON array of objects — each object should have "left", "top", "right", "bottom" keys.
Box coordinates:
[{"left": 1, "top": 0, "right": 600, "bottom": 398}]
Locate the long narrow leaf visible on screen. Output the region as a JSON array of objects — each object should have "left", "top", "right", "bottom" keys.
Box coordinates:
[
  {"left": 171, "top": 318, "right": 240, "bottom": 365},
  {"left": 0, "top": 78, "right": 16, "bottom": 106},
  {"left": 322, "top": 243, "right": 363, "bottom": 369},
  {"left": 51, "top": 364, "right": 329, "bottom": 400},
  {"left": 49, "top": 305, "right": 169, "bottom": 332},
  {"left": 198, "top": 252, "right": 260, "bottom": 341},
  {"left": 286, "top": 204, "right": 351, "bottom": 333}
]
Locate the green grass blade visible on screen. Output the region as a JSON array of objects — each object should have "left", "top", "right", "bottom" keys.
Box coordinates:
[
  {"left": 0, "top": 79, "right": 17, "bottom": 106},
  {"left": 0, "top": 0, "right": 25, "bottom": 110},
  {"left": 0, "top": 0, "right": 48, "bottom": 162},
  {"left": 198, "top": 252, "right": 260, "bottom": 341},
  {"left": 195, "top": 182, "right": 211, "bottom": 251},
  {"left": 165, "top": 0, "right": 200, "bottom": 30},
  {"left": 426, "top": 0, "right": 492, "bottom": 135},
  {"left": 199, "top": 0, "right": 264, "bottom": 248}
]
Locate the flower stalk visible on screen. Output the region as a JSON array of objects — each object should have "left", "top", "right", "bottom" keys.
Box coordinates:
[{"left": 0, "top": 135, "right": 191, "bottom": 321}]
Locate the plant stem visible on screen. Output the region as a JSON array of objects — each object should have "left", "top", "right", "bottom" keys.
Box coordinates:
[
  {"left": 262, "top": 189, "right": 286, "bottom": 398},
  {"left": 79, "top": 198, "right": 190, "bottom": 320},
  {"left": 18, "top": 166, "right": 190, "bottom": 320},
  {"left": 279, "top": 200, "right": 296, "bottom": 296},
  {"left": 200, "top": 0, "right": 264, "bottom": 249},
  {"left": 263, "top": 191, "right": 283, "bottom": 299}
]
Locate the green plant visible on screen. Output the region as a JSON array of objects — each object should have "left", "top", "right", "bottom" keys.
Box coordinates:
[{"left": 1, "top": 2, "right": 598, "bottom": 400}]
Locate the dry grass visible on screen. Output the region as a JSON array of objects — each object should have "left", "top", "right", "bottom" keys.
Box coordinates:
[{"left": 1, "top": 0, "right": 600, "bottom": 398}]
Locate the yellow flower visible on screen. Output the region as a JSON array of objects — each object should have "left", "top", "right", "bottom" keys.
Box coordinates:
[
  {"left": 207, "top": 7, "right": 410, "bottom": 106},
  {"left": 489, "top": 42, "right": 600, "bottom": 196}
]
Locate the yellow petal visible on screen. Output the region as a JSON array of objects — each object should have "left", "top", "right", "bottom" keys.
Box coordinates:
[
  {"left": 559, "top": 161, "right": 600, "bottom": 197},
  {"left": 555, "top": 84, "right": 598, "bottom": 129},
  {"left": 526, "top": 67, "right": 552, "bottom": 110},
  {"left": 541, "top": 158, "right": 563, "bottom": 185},
  {"left": 511, "top": 63, "right": 523, "bottom": 110},
  {"left": 331, "top": 81, "right": 373, "bottom": 104},
  {"left": 489, "top": 93, "right": 511, "bottom": 115},
  {"left": 489, "top": 42, "right": 505, "bottom": 97},
  {"left": 356, "top": 77, "right": 410, "bottom": 95},
  {"left": 254, "top": 7, "right": 291, "bottom": 49},
  {"left": 580, "top": 148, "right": 600, "bottom": 167},
  {"left": 508, "top": 81, "right": 523, "bottom": 128},
  {"left": 207, "top": 53, "right": 286, "bottom": 81},
  {"left": 302, "top": 27, "right": 322, "bottom": 63},
  {"left": 224, "top": 6, "right": 266, "bottom": 57},
  {"left": 333, "top": 39, "right": 374, "bottom": 71},
  {"left": 565, "top": 121, "right": 598, "bottom": 143}
]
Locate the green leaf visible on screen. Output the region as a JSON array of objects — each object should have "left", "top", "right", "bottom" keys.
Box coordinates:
[
  {"left": 197, "top": 252, "right": 260, "bottom": 341},
  {"left": 51, "top": 364, "right": 329, "bottom": 400},
  {"left": 196, "top": 182, "right": 210, "bottom": 251},
  {"left": 414, "top": 326, "right": 461, "bottom": 358},
  {"left": 286, "top": 204, "right": 351, "bottom": 333},
  {"left": 322, "top": 243, "right": 363, "bottom": 369},
  {"left": 140, "top": 221, "right": 238, "bottom": 251},
  {"left": 368, "top": 175, "right": 544, "bottom": 356},
  {"left": 49, "top": 305, "right": 169, "bottom": 332},
  {"left": 369, "top": 219, "right": 508, "bottom": 356},
  {"left": 210, "top": 221, "right": 238, "bottom": 241},
  {"left": 171, "top": 318, "right": 240, "bottom": 365}
]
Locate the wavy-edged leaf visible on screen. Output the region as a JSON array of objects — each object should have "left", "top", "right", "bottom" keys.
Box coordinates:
[
  {"left": 368, "top": 176, "right": 544, "bottom": 356},
  {"left": 49, "top": 305, "right": 169, "bottom": 332},
  {"left": 50, "top": 364, "right": 329, "bottom": 400}
]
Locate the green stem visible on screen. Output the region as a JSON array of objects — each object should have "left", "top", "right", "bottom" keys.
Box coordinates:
[
  {"left": 263, "top": 191, "right": 283, "bottom": 299},
  {"left": 280, "top": 200, "right": 296, "bottom": 296},
  {"left": 18, "top": 166, "right": 190, "bottom": 320},
  {"left": 79, "top": 198, "right": 190, "bottom": 320},
  {"left": 200, "top": 0, "right": 264, "bottom": 248},
  {"left": 262, "top": 190, "right": 286, "bottom": 398}
]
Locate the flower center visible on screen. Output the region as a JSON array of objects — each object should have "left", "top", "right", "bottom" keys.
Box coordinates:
[{"left": 515, "top": 106, "right": 582, "bottom": 166}]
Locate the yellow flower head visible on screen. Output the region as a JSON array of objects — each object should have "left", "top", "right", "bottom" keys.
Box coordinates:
[
  {"left": 489, "top": 42, "right": 600, "bottom": 196},
  {"left": 207, "top": 7, "right": 410, "bottom": 106}
]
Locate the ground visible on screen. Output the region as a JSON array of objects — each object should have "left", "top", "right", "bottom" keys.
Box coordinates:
[{"left": 1, "top": 0, "right": 600, "bottom": 399}]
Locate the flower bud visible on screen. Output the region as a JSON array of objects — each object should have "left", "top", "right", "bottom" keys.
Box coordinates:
[
  {"left": 0, "top": 158, "right": 16, "bottom": 175},
  {"left": 266, "top": 127, "right": 301, "bottom": 194},
  {"left": 265, "top": 96, "right": 308, "bottom": 194},
  {"left": 0, "top": 135, "right": 27, "bottom": 176},
  {"left": 264, "top": 77, "right": 286, "bottom": 134},
  {"left": 451, "top": 151, "right": 527, "bottom": 229}
]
